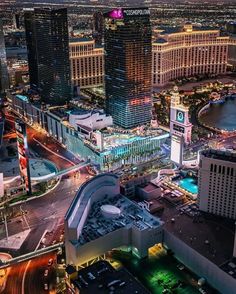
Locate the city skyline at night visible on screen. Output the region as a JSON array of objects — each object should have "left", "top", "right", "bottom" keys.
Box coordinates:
[{"left": 0, "top": 1, "right": 236, "bottom": 293}]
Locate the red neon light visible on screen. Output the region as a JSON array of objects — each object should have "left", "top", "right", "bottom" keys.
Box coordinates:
[{"left": 130, "top": 97, "right": 151, "bottom": 106}]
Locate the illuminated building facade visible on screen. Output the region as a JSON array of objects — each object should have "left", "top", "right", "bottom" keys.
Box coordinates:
[
  {"left": 153, "top": 24, "right": 229, "bottom": 87},
  {"left": 93, "top": 11, "right": 104, "bottom": 45},
  {"left": 104, "top": 8, "right": 152, "bottom": 129},
  {"left": 0, "top": 115, "right": 4, "bottom": 147},
  {"left": 24, "top": 8, "right": 71, "bottom": 105},
  {"left": 170, "top": 87, "right": 192, "bottom": 165},
  {"left": 228, "top": 37, "right": 236, "bottom": 71},
  {"left": 10, "top": 94, "right": 168, "bottom": 172},
  {"left": 0, "top": 19, "right": 9, "bottom": 94},
  {"left": 15, "top": 119, "right": 32, "bottom": 195},
  {"left": 65, "top": 174, "right": 163, "bottom": 266},
  {"left": 69, "top": 38, "right": 104, "bottom": 89},
  {"left": 170, "top": 86, "right": 192, "bottom": 145},
  {"left": 198, "top": 149, "right": 236, "bottom": 220}
]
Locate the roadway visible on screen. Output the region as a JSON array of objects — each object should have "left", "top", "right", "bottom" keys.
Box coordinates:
[
  {"left": 1, "top": 112, "right": 90, "bottom": 256},
  {"left": 4, "top": 252, "right": 56, "bottom": 294},
  {"left": 4, "top": 112, "right": 80, "bottom": 170},
  {"left": 0, "top": 168, "right": 90, "bottom": 256},
  {"left": 1, "top": 113, "right": 92, "bottom": 293}
]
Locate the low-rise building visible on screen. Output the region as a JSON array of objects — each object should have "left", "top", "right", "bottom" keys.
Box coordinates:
[
  {"left": 68, "top": 108, "right": 113, "bottom": 133},
  {"left": 137, "top": 182, "right": 162, "bottom": 200},
  {"left": 9, "top": 93, "right": 169, "bottom": 171},
  {"left": 64, "top": 174, "right": 163, "bottom": 267},
  {"left": 68, "top": 260, "right": 150, "bottom": 294}
]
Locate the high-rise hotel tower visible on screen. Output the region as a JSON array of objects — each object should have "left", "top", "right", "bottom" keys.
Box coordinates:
[
  {"left": 104, "top": 8, "right": 152, "bottom": 129},
  {"left": 0, "top": 19, "right": 9, "bottom": 94},
  {"left": 24, "top": 8, "right": 71, "bottom": 105},
  {"left": 198, "top": 149, "right": 236, "bottom": 220}
]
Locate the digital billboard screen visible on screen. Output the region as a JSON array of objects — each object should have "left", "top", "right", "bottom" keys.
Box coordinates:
[{"left": 15, "top": 119, "right": 32, "bottom": 195}]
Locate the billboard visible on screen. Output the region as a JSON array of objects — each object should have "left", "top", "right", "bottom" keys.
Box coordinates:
[
  {"left": 170, "top": 135, "right": 183, "bottom": 166},
  {"left": 173, "top": 123, "right": 185, "bottom": 134},
  {"left": 0, "top": 118, "right": 4, "bottom": 147},
  {"left": 0, "top": 173, "right": 3, "bottom": 197},
  {"left": 15, "top": 119, "right": 32, "bottom": 195}
]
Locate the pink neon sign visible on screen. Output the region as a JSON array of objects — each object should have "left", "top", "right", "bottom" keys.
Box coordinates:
[{"left": 108, "top": 9, "right": 124, "bottom": 19}]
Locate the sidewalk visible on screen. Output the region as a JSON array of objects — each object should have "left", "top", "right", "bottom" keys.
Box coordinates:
[
  {"left": 1, "top": 158, "right": 57, "bottom": 183},
  {"left": 0, "top": 230, "right": 30, "bottom": 250}
]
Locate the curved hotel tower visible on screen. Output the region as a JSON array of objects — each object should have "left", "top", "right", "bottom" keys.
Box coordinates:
[{"left": 152, "top": 24, "right": 229, "bottom": 87}]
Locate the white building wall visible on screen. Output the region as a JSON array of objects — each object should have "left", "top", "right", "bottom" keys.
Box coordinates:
[
  {"left": 69, "top": 111, "right": 113, "bottom": 131},
  {"left": 66, "top": 228, "right": 131, "bottom": 266},
  {"left": 164, "top": 230, "right": 236, "bottom": 294},
  {"left": 198, "top": 151, "right": 236, "bottom": 219},
  {"left": 65, "top": 174, "right": 163, "bottom": 267},
  {"left": 0, "top": 173, "right": 3, "bottom": 197}
]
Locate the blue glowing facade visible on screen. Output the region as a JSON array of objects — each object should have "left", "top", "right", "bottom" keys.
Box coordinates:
[{"left": 10, "top": 94, "right": 169, "bottom": 171}]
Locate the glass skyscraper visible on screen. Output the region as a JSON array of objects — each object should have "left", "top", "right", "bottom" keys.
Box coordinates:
[
  {"left": 24, "top": 8, "right": 71, "bottom": 105},
  {"left": 0, "top": 19, "right": 9, "bottom": 94},
  {"left": 104, "top": 8, "right": 152, "bottom": 129},
  {"left": 93, "top": 11, "right": 104, "bottom": 45}
]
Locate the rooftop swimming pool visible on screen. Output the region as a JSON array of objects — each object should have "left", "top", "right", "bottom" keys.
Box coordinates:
[{"left": 179, "top": 177, "right": 198, "bottom": 194}]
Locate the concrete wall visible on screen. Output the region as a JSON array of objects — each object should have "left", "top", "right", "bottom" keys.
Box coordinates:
[
  {"left": 164, "top": 229, "right": 236, "bottom": 294},
  {"left": 65, "top": 220, "right": 163, "bottom": 266},
  {"left": 66, "top": 227, "right": 130, "bottom": 266}
]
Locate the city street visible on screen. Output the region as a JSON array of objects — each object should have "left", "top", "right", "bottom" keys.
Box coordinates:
[
  {"left": 0, "top": 115, "right": 92, "bottom": 294},
  {"left": 0, "top": 167, "right": 90, "bottom": 256},
  {"left": 4, "top": 252, "right": 57, "bottom": 294},
  {"left": 0, "top": 112, "right": 91, "bottom": 256},
  {"left": 5, "top": 112, "right": 80, "bottom": 170}
]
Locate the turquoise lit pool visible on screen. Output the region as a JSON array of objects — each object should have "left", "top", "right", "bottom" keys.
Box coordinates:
[{"left": 179, "top": 177, "right": 198, "bottom": 194}]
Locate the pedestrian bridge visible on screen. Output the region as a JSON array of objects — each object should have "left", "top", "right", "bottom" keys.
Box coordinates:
[
  {"left": 3, "top": 160, "right": 91, "bottom": 185},
  {"left": 33, "top": 160, "right": 91, "bottom": 182}
]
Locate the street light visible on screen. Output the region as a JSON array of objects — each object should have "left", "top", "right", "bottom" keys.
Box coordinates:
[{"left": 20, "top": 203, "right": 30, "bottom": 230}]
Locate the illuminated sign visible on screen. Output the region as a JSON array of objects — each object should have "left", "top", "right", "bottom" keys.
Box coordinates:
[
  {"left": 173, "top": 124, "right": 185, "bottom": 133},
  {"left": 15, "top": 120, "right": 32, "bottom": 195},
  {"left": 0, "top": 173, "right": 3, "bottom": 197},
  {"left": 176, "top": 110, "right": 185, "bottom": 123},
  {"left": 130, "top": 97, "right": 151, "bottom": 106},
  {"left": 108, "top": 8, "right": 150, "bottom": 19},
  {"left": 123, "top": 9, "right": 150, "bottom": 16},
  {"left": 0, "top": 117, "right": 4, "bottom": 146},
  {"left": 108, "top": 9, "right": 124, "bottom": 19}
]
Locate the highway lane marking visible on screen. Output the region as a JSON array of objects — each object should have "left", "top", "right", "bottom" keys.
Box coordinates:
[
  {"left": 21, "top": 229, "right": 48, "bottom": 294},
  {"left": 21, "top": 260, "right": 31, "bottom": 294}
]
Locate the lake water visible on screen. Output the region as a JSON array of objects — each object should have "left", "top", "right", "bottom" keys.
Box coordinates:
[{"left": 200, "top": 98, "right": 236, "bottom": 131}]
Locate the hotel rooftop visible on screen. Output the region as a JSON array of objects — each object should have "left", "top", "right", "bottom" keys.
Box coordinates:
[
  {"left": 72, "top": 193, "right": 162, "bottom": 247},
  {"left": 201, "top": 149, "right": 236, "bottom": 163}
]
